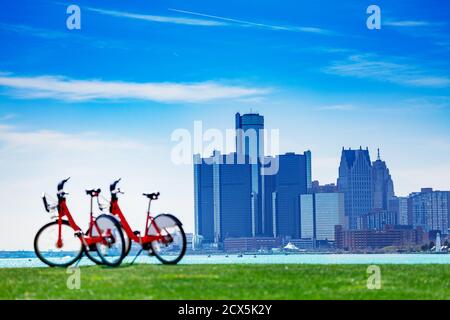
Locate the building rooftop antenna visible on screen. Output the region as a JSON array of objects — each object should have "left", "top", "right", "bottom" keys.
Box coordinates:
[{"left": 377, "top": 148, "right": 381, "bottom": 160}]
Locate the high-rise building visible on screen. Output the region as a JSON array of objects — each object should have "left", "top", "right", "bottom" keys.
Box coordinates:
[
  {"left": 310, "top": 180, "right": 337, "bottom": 193},
  {"left": 271, "top": 152, "right": 310, "bottom": 239},
  {"left": 356, "top": 209, "right": 398, "bottom": 230},
  {"left": 194, "top": 112, "right": 312, "bottom": 245},
  {"left": 372, "top": 149, "right": 395, "bottom": 210},
  {"left": 193, "top": 155, "right": 215, "bottom": 242},
  {"left": 262, "top": 157, "right": 277, "bottom": 237},
  {"left": 194, "top": 152, "right": 253, "bottom": 243},
  {"left": 235, "top": 112, "right": 264, "bottom": 236},
  {"left": 335, "top": 225, "right": 425, "bottom": 251},
  {"left": 337, "top": 147, "right": 373, "bottom": 229},
  {"left": 389, "top": 196, "right": 409, "bottom": 225},
  {"left": 409, "top": 188, "right": 450, "bottom": 235},
  {"left": 300, "top": 192, "right": 345, "bottom": 241}
]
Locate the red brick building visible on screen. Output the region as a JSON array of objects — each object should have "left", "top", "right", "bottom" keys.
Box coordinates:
[
  {"left": 335, "top": 225, "right": 425, "bottom": 251},
  {"left": 224, "top": 237, "right": 282, "bottom": 252}
]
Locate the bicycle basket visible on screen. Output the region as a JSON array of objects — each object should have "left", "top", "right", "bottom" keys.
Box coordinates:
[
  {"left": 42, "top": 192, "right": 57, "bottom": 213},
  {"left": 97, "top": 194, "right": 110, "bottom": 212}
]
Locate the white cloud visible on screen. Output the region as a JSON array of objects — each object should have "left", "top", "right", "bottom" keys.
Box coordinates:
[
  {"left": 0, "top": 73, "right": 269, "bottom": 103},
  {"left": 317, "top": 104, "right": 356, "bottom": 111},
  {"left": 384, "top": 20, "right": 441, "bottom": 27},
  {"left": 0, "top": 124, "right": 145, "bottom": 152},
  {"left": 0, "top": 23, "right": 68, "bottom": 39},
  {"left": 169, "top": 8, "right": 334, "bottom": 35},
  {"left": 87, "top": 7, "right": 227, "bottom": 27},
  {"left": 324, "top": 54, "right": 450, "bottom": 88},
  {"left": 0, "top": 113, "right": 17, "bottom": 121}
]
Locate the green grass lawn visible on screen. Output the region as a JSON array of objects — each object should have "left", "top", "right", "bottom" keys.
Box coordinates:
[{"left": 0, "top": 264, "right": 449, "bottom": 299}]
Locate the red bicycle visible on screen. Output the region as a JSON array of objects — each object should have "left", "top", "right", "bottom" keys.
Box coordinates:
[
  {"left": 34, "top": 178, "right": 126, "bottom": 267},
  {"left": 100, "top": 179, "right": 186, "bottom": 264}
]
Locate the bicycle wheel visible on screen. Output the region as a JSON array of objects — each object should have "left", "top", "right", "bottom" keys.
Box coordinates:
[
  {"left": 123, "top": 228, "right": 132, "bottom": 257},
  {"left": 34, "top": 220, "right": 83, "bottom": 267},
  {"left": 149, "top": 214, "right": 186, "bottom": 265},
  {"left": 83, "top": 240, "right": 104, "bottom": 265},
  {"left": 91, "top": 214, "right": 125, "bottom": 267}
]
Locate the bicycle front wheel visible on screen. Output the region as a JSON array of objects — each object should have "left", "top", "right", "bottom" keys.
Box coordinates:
[
  {"left": 91, "top": 214, "right": 125, "bottom": 267},
  {"left": 34, "top": 220, "right": 83, "bottom": 267},
  {"left": 149, "top": 214, "right": 186, "bottom": 265}
]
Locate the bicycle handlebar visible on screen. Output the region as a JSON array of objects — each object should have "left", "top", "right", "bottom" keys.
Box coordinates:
[
  {"left": 110, "top": 178, "right": 121, "bottom": 192},
  {"left": 57, "top": 177, "right": 70, "bottom": 192},
  {"left": 42, "top": 193, "right": 50, "bottom": 212}
]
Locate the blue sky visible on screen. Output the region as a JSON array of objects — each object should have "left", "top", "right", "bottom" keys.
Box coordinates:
[{"left": 0, "top": 0, "right": 449, "bottom": 249}]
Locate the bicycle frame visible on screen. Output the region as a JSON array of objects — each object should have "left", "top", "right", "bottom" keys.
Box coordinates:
[
  {"left": 109, "top": 198, "right": 170, "bottom": 246},
  {"left": 57, "top": 197, "right": 111, "bottom": 248}
]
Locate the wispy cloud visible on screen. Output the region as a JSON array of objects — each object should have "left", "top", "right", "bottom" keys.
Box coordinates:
[
  {"left": 0, "top": 23, "right": 68, "bottom": 39},
  {"left": 0, "top": 113, "right": 17, "bottom": 121},
  {"left": 0, "top": 23, "right": 126, "bottom": 50},
  {"left": 317, "top": 104, "right": 356, "bottom": 111},
  {"left": 0, "top": 124, "right": 144, "bottom": 151},
  {"left": 0, "top": 73, "right": 269, "bottom": 103},
  {"left": 86, "top": 7, "right": 226, "bottom": 27},
  {"left": 383, "top": 19, "right": 450, "bottom": 51},
  {"left": 324, "top": 54, "right": 450, "bottom": 88},
  {"left": 384, "top": 20, "right": 443, "bottom": 27},
  {"left": 169, "top": 8, "right": 334, "bottom": 35}
]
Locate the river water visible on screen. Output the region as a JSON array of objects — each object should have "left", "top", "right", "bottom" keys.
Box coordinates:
[{"left": 1, "top": 253, "right": 449, "bottom": 268}]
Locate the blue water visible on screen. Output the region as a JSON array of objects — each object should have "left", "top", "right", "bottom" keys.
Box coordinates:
[{"left": 1, "top": 253, "right": 449, "bottom": 268}]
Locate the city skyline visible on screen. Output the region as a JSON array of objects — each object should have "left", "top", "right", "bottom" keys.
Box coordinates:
[
  {"left": 1, "top": 0, "right": 450, "bottom": 249},
  {"left": 194, "top": 111, "right": 449, "bottom": 248}
]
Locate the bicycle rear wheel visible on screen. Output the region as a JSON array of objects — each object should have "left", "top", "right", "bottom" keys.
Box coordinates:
[
  {"left": 34, "top": 220, "right": 83, "bottom": 267},
  {"left": 91, "top": 214, "right": 125, "bottom": 267},
  {"left": 84, "top": 243, "right": 104, "bottom": 265},
  {"left": 149, "top": 214, "right": 186, "bottom": 265}
]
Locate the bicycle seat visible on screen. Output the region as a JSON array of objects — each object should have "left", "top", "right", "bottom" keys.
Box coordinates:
[
  {"left": 143, "top": 192, "right": 160, "bottom": 200},
  {"left": 86, "top": 188, "right": 101, "bottom": 197}
]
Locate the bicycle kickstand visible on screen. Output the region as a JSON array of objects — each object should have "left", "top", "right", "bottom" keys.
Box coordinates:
[
  {"left": 129, "top": 248, "right": 143, "bottom": 266},
  {"left": 74, "top": 256, "right": 82, "bottom": 268}
]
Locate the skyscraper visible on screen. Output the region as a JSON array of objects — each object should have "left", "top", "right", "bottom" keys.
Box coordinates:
[
  {"left": 372, "top": 149, "right": 395, "bottom": 210},
  {"left": 300, "top": 192, "right": 345, "bottom": 241},
  {"left": 271, "top": 152, "right": 310, "bottom": 239},
  {"left": 235, "top": 112, "right": 264, "bottom": 236},
  {"left": 194, "top": 112, "right": 312, "bottom": 245},
  {"left": 337, "top": 147, "right": 373, "bottom": 230},
  {"left": 194, "top": 152, "right": 253, "bottom": 244},
  {"left": 389, "top": 196, "right": 409, "bottom": 225},
  {"left": 193, "top": 155, "right": 215, "bottom": 242},
  {"left": 409, "top": 188, "right": 450, "bottom": 234}
]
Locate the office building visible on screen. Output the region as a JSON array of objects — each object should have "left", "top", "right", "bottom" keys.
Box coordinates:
[
  {"left": 194, "top": 152, "right": 253, "bottom": 243},
  {"left": 372, "top": 149, "right": 395, "bottom": 210},
  {"left": 337, "top": 147, "right": 373, "bottom": 229},
  {"left": 389, "top": 196, "right": 409, "bottom": 225},
  {"left": 300, "top": 192, "right": 345, "bottom": 241},
  {"left": 194, "top": 112, "right": 311, "bottom": 245},
  {"left": 409, "top": 188, "right": 450, "bottom": 234},
  {"left": 235, "top": 112, "right": 264, "bottom": 236},
  {"left": 271, "top": 152, "right": 311, "bottom": 239},
  {"left": 356, "top": 209, "right": 398, "bottom": 230},
  {"left": 224, "top": 237, "right": 282, "bottom": 252},
  {"left": 335, "top": 225, "right": 425, "bottom": 251}
]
